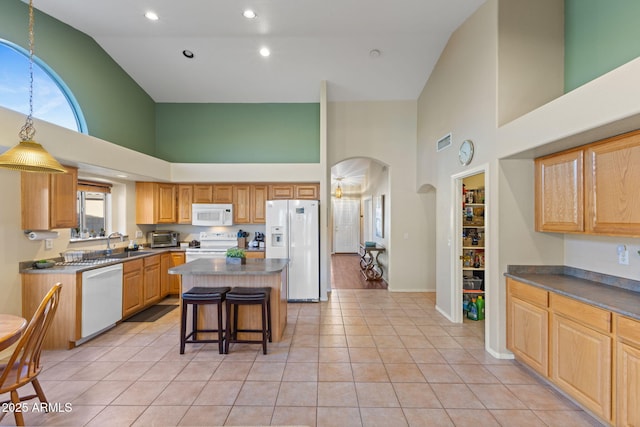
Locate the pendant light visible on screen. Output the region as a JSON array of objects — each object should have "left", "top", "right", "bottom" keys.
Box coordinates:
[
  {"left": 335, "top": 178, "right": 343, "bottom": 199},
  {"left": 0, "top": 0, "right": 66, "bottom": 174}
]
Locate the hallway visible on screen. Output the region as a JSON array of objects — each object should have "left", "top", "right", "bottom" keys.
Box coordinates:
[{"left": 331, "top": 254, "right": 388, "bottom": 290}]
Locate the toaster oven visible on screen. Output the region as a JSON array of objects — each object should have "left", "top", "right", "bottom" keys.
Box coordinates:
[{"left": 148, "top": 231, "right": 179, "bottom": 248}]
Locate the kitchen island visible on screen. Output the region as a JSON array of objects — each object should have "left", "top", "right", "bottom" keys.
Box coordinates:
[{"left": 169, "top": 258, "right": 288, "bottom": 342}]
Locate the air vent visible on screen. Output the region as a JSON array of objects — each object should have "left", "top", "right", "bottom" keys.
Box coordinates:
[{"left": 437, "top": 133, "right": 452, "bottom": 152}]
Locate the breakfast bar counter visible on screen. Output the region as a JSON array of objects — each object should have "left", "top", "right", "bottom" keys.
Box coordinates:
[{"left": 169, "top": 258, "right": 288, "bottom": 342}]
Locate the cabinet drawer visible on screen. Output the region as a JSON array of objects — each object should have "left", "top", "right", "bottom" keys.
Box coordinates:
[
  {"left": 144, "top": 255, "right": 161, "bottom": 267},
  {"left": 616, "top": 315, "right": 640, "bottom": 346},
  {"left": 507, "top": 278, "right": 548, "bottom": 307},
  {"left": 550, "top": 293, "right": 611, "bottom": 333},
  {"left": 123, "top": 259, "right": 143, "bottom": 273}
]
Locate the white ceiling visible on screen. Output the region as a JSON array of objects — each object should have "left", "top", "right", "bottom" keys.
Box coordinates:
[{"left": 30, "top": 0, "right": 485, "bottom": 103}]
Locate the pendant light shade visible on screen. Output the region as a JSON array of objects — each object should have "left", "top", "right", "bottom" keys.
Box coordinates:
[
  {"left": 0, "top": 140, "right": 67, "bottom": 173},
  {"left": 0, "top": 0, "right": 66, "bottom": 174}
]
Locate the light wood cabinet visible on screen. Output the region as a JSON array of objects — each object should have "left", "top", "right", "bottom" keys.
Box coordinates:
[
  {"left": 535, "top": 129, "right": 640, "bottom": 237},
  {"left": 177, "top": 185, "right": 193, "bottom": 224},
  {"left": 143, "top": 255, "right": 161, "bottom": 306},
  {"left": 245, "top": 251, "right": 265, "bottom": 259},
  {"left": 268, "top": 183, "right": 319, "bottom": 200},
  {"left": 269, "top": 184, "right": 295, "bottom": 200},
  {"left": 193, "top": 184, "right": 213, "bottom": 203},
  {"left": 295, "top": 184, "right": 319, "bottom": 200},
  {"left": 21, "top": 165, "right": 78, "bottom": 230},
  {"left": 535, "top": 149, "right": 584, "bottom": 232},
  {"left": 615, "top": 315, "right": 640, "bottom": 427},
  {"left": 135, "top": 182, "right": 177, "bottom": 224},
  {"left": 214, "top": 184, "right": 233, "bottom": 203},
  {"left": 122, "top": 259, "right": 144, "bottom": 318},
  {"left": 170, "top": 252, "right": 185, "bottom": 294},
  {"left": 585, "top": 131, "right": 640, "bottom": 235},
  {"left": 549, "top": 293, "right": 613, "bottom": 423},
  {"left": 506, "top": 278, "right": 549, "bottom": 376},
  {"left": 233, "top": 184, "right": 251, "bottom": 224},
  {"left": 252, "top": 185, "right": 268, "bottom": 223}
]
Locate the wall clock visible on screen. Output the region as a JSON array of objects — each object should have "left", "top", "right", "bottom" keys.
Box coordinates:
[{"left": 459, "top": 139, "right": 474, "bottom": 166}]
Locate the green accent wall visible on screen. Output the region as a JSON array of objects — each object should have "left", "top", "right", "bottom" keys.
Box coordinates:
[
  {"left": 0, "top": 0, "right": 156, "bottom": 155},
  {"left": 156, "top": 103, "right": 320, "bottom": 163},
  {"left": 565, "top": 0, "right": 640, "bottom": 92}
]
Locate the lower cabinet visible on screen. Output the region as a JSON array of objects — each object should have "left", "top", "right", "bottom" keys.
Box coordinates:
[
  {"left": 507, "top": 278, "right": 625, "bottom": 426},
  {"left": 143, "top": 255, "right": 161, "bottom": 306},
  {"left": 245, "top": 251, "right": 265, "bottom": 259},
  {"left": 161, "top": 252, "right": 185, "bottom": 296},
  {"left": 122, "top": 259, "right": 144, "bottom": 318},
  {"left": 506, "top": 278, "right": 548, "bottom": 376},
  {"left": 616, "top": 315, "right": 640, "bottom": 427}
]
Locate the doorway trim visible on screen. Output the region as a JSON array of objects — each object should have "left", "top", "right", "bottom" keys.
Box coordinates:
[{"left": 450, "top": 164, "right": 489, "bottom": 337}]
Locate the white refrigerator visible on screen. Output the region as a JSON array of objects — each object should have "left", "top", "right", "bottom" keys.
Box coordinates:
[{"left": 266, "top": 199, "right": 320, "bottom": 301}]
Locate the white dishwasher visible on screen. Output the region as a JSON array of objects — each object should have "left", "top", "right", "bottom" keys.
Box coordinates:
[{"left": 81, "top": 263, "right": 123, "bottom": 339}]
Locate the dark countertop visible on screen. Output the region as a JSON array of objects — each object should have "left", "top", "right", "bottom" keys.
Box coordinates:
[
  {"left": 20, "top": 247, "right": 185, "bottom": 274},
  {"left": 505, "top": 265, "right": 640, "bottom": 321},
  {"left": 169, "top": 258, "right": 288, "bottom": 276}
]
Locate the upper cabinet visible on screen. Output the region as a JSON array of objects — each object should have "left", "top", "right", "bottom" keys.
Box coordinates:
[
  {"left": 535, "top": 129, "right": 640, "bottom": 237},
  {"left": 269, "top": 183, "right": 319, "bottom": 200},
  {"left": 21, "top": 166, "right": 78, "bottom": 230},
  {"left": 193, "top": 184, "right": 233, "bottom": 203},
  {"left": 136, "top": 181, "right": 319, "bottom": 225},
  {"left": 136, "top": 182, "right": 177, "bottom": 224},
  {"left": 535, "top": 149, "right": 584, "bottom": 232},
  {"left": 177, "top": 185, "right": 193, "bottom": 224},
  {"left": 585, "top": 132, "right": 640, "bottom": 235}
]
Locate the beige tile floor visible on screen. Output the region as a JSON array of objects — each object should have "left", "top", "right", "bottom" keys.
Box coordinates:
[{"left": 1, "top": 290, "right": 603, "bottom": 426}]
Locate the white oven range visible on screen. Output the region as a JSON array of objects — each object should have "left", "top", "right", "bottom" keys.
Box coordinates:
[{"left": 185, "top": 231, "right": 238, "bottom": 262}]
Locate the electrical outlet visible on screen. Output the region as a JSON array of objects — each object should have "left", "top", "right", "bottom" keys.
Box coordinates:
[
  {"left": 617, "top": 245, "right": 629, "bottom": 265},
  {"left": 135, "top": 231, "right": 143, "bottom": 238},
  {"left": 45, "top": 239, "right": 53, "bottom": 250}
]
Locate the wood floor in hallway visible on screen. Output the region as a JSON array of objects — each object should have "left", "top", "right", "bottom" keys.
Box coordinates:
[{"left": 331, "top": 254, "right": 388, "bottom": 290}]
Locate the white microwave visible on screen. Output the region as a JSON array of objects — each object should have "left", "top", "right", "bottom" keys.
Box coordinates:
[{"left": 192, "top": 204, "right": 233, "bottom": 226}]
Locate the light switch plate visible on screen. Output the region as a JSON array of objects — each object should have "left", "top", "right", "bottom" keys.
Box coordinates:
[{"left": 135, "top": 231, "right": 143, "bottom": 238}]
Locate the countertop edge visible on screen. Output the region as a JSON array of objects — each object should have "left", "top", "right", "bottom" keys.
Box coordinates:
[{"left": 505, "top": 269, "right": 640, "bottom": 321}]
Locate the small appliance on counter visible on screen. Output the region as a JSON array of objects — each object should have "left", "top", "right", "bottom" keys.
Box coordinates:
[
  {"left": 148, "top": 230, "right": 179, "bottom": 248},
  {"left": 255, "top": 232, "right": 265, "bottom": 249}
]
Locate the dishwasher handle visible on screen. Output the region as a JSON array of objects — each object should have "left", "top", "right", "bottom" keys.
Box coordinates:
[{"left": 82, "top": 263, "right": 123, "bottom": 280}]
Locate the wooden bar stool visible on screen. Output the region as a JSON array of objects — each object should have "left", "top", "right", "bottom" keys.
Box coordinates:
[
  {"left": 180, "top": 286, "right": 230, "bottom": 354},
  {"left": 224, "top": 287, "right": 272, "bottom": 355}
]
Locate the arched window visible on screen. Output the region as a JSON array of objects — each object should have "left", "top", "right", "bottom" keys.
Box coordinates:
[{"left": 0, "top": 39, "right": 87, "bottom": 133}]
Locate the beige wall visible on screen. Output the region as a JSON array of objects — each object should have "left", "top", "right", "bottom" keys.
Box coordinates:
[{"left": 328, "top": 100, "right": 434, "bottom": 292}]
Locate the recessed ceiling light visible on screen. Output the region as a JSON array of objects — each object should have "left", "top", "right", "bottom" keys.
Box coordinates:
[
  {"left": 243, "top": 9, "right": 257, "bottom": 19},
  {"left": 116, "top": 174, "right": 128, "bottom": 178},
  {"left": 144, "top": 11, "right": 159, "bottom": 21},
  {"left": 259, "top": 47, "right": 270, "bottom": 57},
  {"left": 369, "top": 49, "right": 381, "bottom": 58},
  {"left": 182, "top": 50, "right": 195, "bottom": 59}
]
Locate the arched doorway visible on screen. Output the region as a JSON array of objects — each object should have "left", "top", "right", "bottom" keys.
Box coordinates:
[{"left": 330, "top": 157, "right": 389, "bottom": 290}]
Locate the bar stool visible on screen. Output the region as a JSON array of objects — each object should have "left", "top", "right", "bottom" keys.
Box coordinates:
[
  {"left": 225, "top": 287, "right": 272, "bottom": 355},
  {"left": 180, "top": 286, "right": 231, "bottom": 354}
]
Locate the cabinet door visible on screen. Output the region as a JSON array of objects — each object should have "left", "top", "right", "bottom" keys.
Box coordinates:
[
  {"left": 251, "top": 185, "right": 268, "bottom": 223},
  {"left": 143, "top": 256, "right": 161, "bottom": 305},
  {"left": 214, "top": 185, "right": 234, "bottom": 203},
  {"left": 50, "top": 166, "right": 78, "bottom": 228},
  {"left": 245, "top": 251, "right": 265, "bottom": 259},
  {"left": 170, "top": 253, "right": 185, "bottom": 294},
  {"left": 233, "top": 185, "right": 251, "bottom": 224},
  {"left": 21, "top": 172, "right": 50, "bottom": 230},
  {"left": 269, "top": 184, "right": 295, "bottom": 200},
  {"left": 617, "top": 341, "right": 640, "bottom": 427},
  {"left": 177, "top": 185, "right": 193, "bottom": 224},
  {"left": 160, "top": 253, "right": 172, "bottom": 297},
  {"left": 122, "top": 260, "right": 144, "bottom": 318},
  {"left": 156, "top": 184, "right": 177, "bottom": 223},
  {"left": 535, "top": 150, "right": 584, "bottom": 232},
  {"left": 193, "top": 185, "right": 213, "bottom": 203},
  {"left": 585, "top": 131, "right": 640, "bottom": 235},
  {"left": 551, "top": 313, "right": 612, "bottom": 421},
  {"left": 295, "top": 184, "right": 319, "bottom": 200},
  {"left": 508, "top": 296, "right": 548, "bottom": 376}
]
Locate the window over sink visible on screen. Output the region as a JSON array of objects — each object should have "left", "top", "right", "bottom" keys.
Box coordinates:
[{"left": 72, "top": 180, "right": 112, "bottom": 240}]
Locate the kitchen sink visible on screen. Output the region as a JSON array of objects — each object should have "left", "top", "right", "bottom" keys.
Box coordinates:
[{"left": 107, "top": 251, "right": 153, "bottom": 259}]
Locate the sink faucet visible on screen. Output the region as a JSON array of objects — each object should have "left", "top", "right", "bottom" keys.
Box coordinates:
[{"left": 106, "top": 232, "right": 124, "bottom": 254}]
